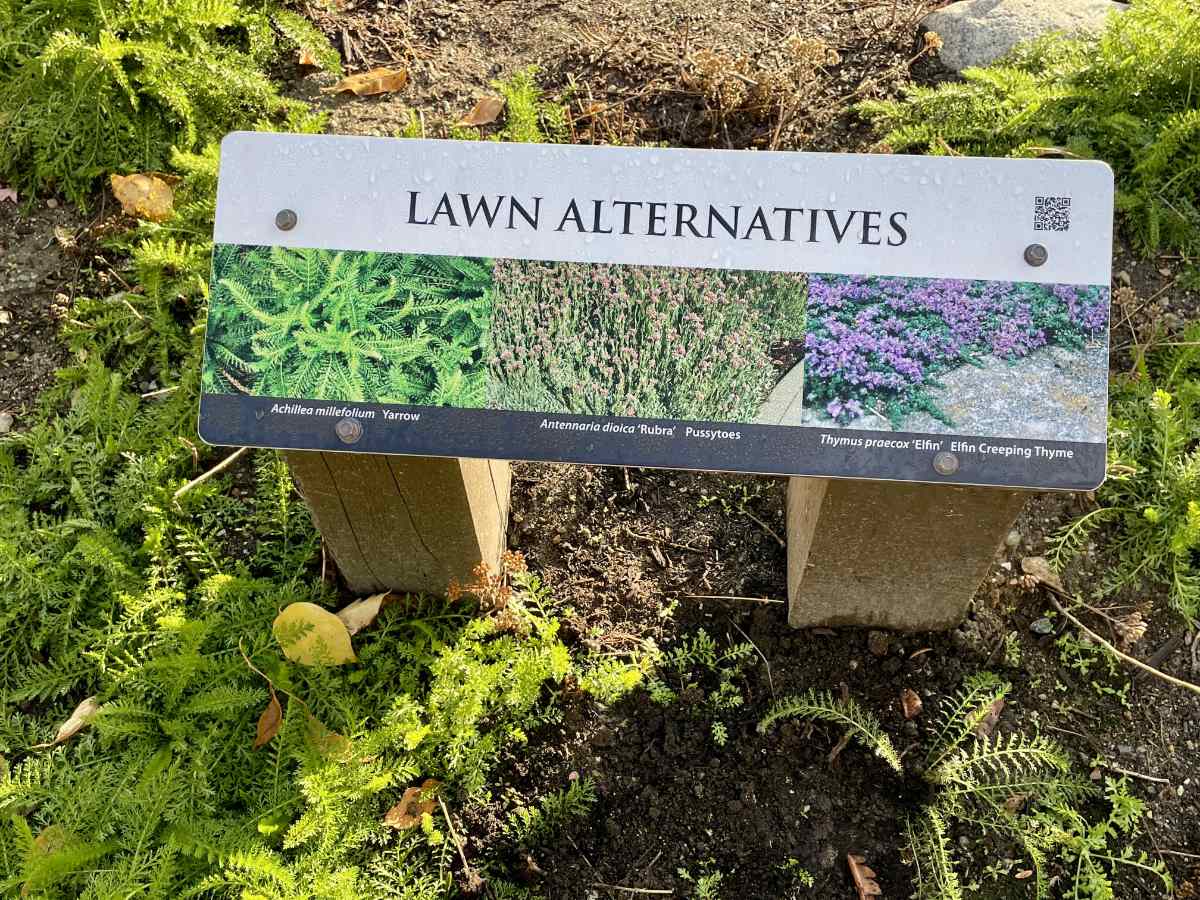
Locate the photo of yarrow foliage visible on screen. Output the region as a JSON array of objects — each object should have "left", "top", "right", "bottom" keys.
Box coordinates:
[
  {"left": 203, "top": 245, "right": 493, "bottom": 406},
  {"left": 802, "top": 274, "right": 1110, "bottom": 441},
  {"left": 487, "top": 259, "right": 806, "bottom": 422}
]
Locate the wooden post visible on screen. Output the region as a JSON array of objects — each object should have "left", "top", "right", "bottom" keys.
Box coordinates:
[
  {"left": 284, "top": 452, "right": 511, "bottom": 595},
  {"left": 787, "top": 477, "right": 1030, "bottom": 631}
]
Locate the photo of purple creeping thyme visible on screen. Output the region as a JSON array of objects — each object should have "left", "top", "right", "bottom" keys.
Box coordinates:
[
  {"left": 488, "top": 260, "right": 806, "bottom": 422},
  {"left": 803, "top": 274, "right": 1110, "bottom": 428}
]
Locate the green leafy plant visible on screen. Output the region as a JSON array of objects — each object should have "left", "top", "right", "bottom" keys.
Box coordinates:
[
  {"left": 858, "top": 0, "right": 1200, "bottom": 273},
  {"left": 758, "top": 673, "right": 1171, "bottom": 898},
  {"left": 447, "top": 65, "right": 570, "bottom": 143},
  {"left": 203, "top": 247, "right": 494, "bottom": 406},
  {"left": 0, "top": 0, "right": 339, "bottom": 205},
  {"left": 649, "top": 628, "right": 756, "bottom": 747},
  {"left": 1052, "top": 321, "right": 1200, "bottom": 620},
  {"left": 506, "top": 776, "right": 597, "bottom": 847}
]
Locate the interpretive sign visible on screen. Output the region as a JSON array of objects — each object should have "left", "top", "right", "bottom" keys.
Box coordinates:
[{"left": 199, "top": 132, "right": 1113, "bottom": 490}]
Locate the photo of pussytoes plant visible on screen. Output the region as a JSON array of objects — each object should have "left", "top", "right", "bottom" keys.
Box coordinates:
[
  {"left": 803, "top": 274, "right": 1110, "bottom": 432},
  {"left": 487, "top": 260, "right": 806, "bottom": 422},
  {"left": 203, "top": 246, "right": 493, "bottom": 406}
]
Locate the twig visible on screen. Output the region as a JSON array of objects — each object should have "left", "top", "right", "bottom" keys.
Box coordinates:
[
  {"left": 684, "top": 594, "right": 784, "bottom": 605},
  {"left": 437, "top": 796, "right": 473, "bottom": 878},
  {"left": 740, "top": 508, "right": 785, "bottom": 547},
  {"left": 1158, "top": 849, "right": 1200, "bottom": 860},
  {"left": 626, "top": 528, "right": 708, "bottom": 554},
  {"left": 173, "top": 446, "right": 250, "bottom": 500},
  {"left": 590, "top": 885, "right": 673, "bottom": 896},
  {"left": 140, "top": 384, "right": 177, "bottom": 399},
  {"left": 1106, "top": 764, "right": 1170, "bottom": 785},
  {"left": 1046, "top": 594, "right": 1200, "bottom": 698},
  {"left": 1135, "top": 631, "right": 1187, "bottom": 681}
]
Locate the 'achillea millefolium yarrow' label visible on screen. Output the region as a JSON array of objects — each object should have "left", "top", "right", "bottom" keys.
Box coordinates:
[{"left": 199, "top": 134, "right": 1115, "bottom": 489}]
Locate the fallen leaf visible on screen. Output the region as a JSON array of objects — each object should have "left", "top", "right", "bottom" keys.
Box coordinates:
[
  {"left": 254, "top": 689, "right": 283, "bottom": 749},
  {"left": 298, "top": 48, "right": 319, "bottom": 66},
  {"left": 323, "top": 67, "right": 408, "bottom": 96},
  {"left": 458, "top": 96, "right": 504, "bottom": 126},
  {"left": 1015, "top": 869, "right": 1034, "bottom": 880},
  {"left": 32, "top": 697, "right": 100, "bottom": 749},
  {"left": 900, "top": 688, "right": 923, "bottom": 719},
  {"left": 1114, "top": 610, "right": 1148, "bottom": 649},
  {"left": 336, "top": 592, "right": 388, "bottom": 635},
  {"left": 305, "top": 714, "right": 352, "bottom": 758},
  {"left": 974, "top": 696, "right": 1005, "bottom": 738},
  {"left": 383, "top": 778, "right": 442, "bottom": 829},
  {"left": 110, "top": 174, "right": 174, "bottom": 222},
  {"left": 847, "top": 852, "right": 882, "bottom": 898},
  {"left": 1021, "top": 556, "right": 1065, "bottom": 594},
  {"left": 1004, "top": 793, "right": 1029, "bottom": 813},
  {"left": 0, "top": 187, "right": 16, "bottom": 204},
  {"left": 272, "top": 602, "right": 357, "bottom": 665}
]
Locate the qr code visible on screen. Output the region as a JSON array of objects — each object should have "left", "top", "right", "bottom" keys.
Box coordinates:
[{"left": 1034, "top": 195, "right": 1071, "bottom": 232}]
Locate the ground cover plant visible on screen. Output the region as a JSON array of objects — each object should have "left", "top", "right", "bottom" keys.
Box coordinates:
[
  {"left": 858, "top": 0, "right": 1200, "bottom": 279},
  {"left": 204, "top": 247, "right": 493, "bottom": 406},
  {"left": 488, "top": 259, "right": 805, "bottom": 421},
  {"left": 0, "top": 0, "right": 338, "bottom": 206},
  {"left": 803, "top": 274, "right": 1109, "bottom": 427},
  {"left": 759, "top": 674, "right": 1172, "bottom": 899},
  {"left": 1053, "top": 320, "right": 1200, "bottom": 621}
]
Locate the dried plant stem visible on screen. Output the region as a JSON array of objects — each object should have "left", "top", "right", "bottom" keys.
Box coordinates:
[
  {"left": 173, "top": 446, "right": 249, "bottom": 500},
  {"left": 1047, "top": 595, "right": 1200, "bottom": 698},
  {"left": 590, "top": 885, "right": 673, "bottom": 895},
  {"left": 437, "top": 796, "right": 472, "bottom": 876}
]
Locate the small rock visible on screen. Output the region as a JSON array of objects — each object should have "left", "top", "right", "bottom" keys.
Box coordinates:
[
  {"left": 0, "top": 412, "right": 12, "bottom": 434},
  {"left": 46, "top": 198, "right": 58, "bottom": 209},
  {"left": 867, "top": 630, "right": 892, "bottom": 657},
  {"left": 1030, "top": 617, "right": 1055, "bottom": 635},
  {"left": 922, "top": 0, "right": 1128, "bottom": 72},
  {"left": 0, "top": 309, "right": 10, "bottom": 325},
  {"left": 1115, "top": 270, "right": 1132, "bottom": 287},
  {"left": 1004, "top": 529, "right": 1022, "bottom": 549}
]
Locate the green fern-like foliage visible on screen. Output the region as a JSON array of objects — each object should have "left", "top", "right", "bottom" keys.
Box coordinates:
[
  {"left": 759, "top": 675, "right": 1169, "bottom": 898},
  {"left": 757, "top": 689, "right": 903, "bottom": 773},
  {"left": 858, "top": 0, "right": 1200, "bottom": 268},
  {"left": 0, "top": 0, "right": 340, "bottom": 205},
  {"left": 203, "top": 246, "right": 494, "bottom": 407},
  {"left": 1052, "top": 321, "right": 1200, "bottom": 621}
]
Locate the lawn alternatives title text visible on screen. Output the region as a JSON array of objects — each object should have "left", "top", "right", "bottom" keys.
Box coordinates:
[{"left": 406, "top": 192, "right": 909, "bottom": 247}]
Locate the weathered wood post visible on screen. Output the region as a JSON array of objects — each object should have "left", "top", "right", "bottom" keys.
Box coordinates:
[
  {"left": 284, "top": 452, "right": 510, "bottom": 594},
  {"left": 787, "top": 477, "right": 1030, "bottom": 630}
]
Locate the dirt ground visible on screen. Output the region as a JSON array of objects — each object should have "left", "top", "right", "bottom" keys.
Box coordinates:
[{"left": 3, "top": 0, "right": 1199, "bottom": 896}]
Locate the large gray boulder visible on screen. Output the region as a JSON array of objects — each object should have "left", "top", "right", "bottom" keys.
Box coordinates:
[{"left": 922, "top": 0, "right": 1127, "bottom": 72}]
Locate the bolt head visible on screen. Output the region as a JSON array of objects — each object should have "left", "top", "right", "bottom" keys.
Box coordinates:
[
  {"left": 335, "top": 417, "right": 363, "bottom": 444},
  {"left": 932, "top": 450, "right": 959, "bottom": 476},
  {"left": 275, "top": 208, "right": 298, "bottom": 231},
  {"left": 1023, "top": 243, "right": 1048, "bottom": 267}
]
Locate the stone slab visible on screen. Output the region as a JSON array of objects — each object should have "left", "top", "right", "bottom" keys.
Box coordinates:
[{"left": 923, "top": 0, "right": 1127, "bottom": 72}]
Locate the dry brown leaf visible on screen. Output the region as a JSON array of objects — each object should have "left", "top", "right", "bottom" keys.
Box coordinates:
[
  {"left": 900, "top": 688, "right": 923, "bottom": 719},
  {"left": 848, "top": 852, "right": 883, "bottom": 897},
  {"left": 272, "top": 602, "right": 357, "bottom": 665},
  {"left": 110, "top": 174, "right": 174, "bottom": 222},
  {"left": 52, "top": 226, "right": 76, "bottom": 249},
  {"left": 254, "top": 689, "right": 283, "bottom": 749},
  {"left": 336, "top": 592, "right": 388, "bottom": 636},
  {"left": 1015, "top": 869, "right": 1034, "bottom": 880},
  {"left": 1114, "top": 610, "right": 1148, "bottom": 649},
  {"left": 323, "top": 67, "right": 408, "bottom": 96},
  {"left": 1004, "top": 793, "right": 1029, "bottom": 813},
  {"left": 0, "top": 187, "right": 16, "bottom": 204},
  {"left": 974, "top": 696, "right": 1005, "bottom": 738},
  {"left": 383, "top": 778, "right": 442, "bottom": 829},
  {"left": 298, "top": 48, "right": 319, "bottom": 66},
  {"left": 305, "top": 714, "right": 352, "bottom": 759},
  {"left": 32, "top": 697, "right": 100, "bottom": 749},
  {"left": 459, "top": 96, "right": 505, "bottom": 126},
  {"left": 1021, "top": 556, "right": 1065, "bottom": 594}
]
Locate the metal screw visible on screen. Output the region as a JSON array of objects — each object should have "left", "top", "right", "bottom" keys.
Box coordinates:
[
  {"left": 932, "top": 451, "right": 959, "bottom": 476},
  {"left": 1023, "top": 243, "right": 1048, "bottom": 267},
  {"left": 275, "top": 208, "right": 298, "bottom": 231},
  {"left": 335, "top": 417, "right": 363, "bottom": 444}
]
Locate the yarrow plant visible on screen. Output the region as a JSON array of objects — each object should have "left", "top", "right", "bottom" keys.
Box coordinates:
[
  {"left": 804, "top": 274, "right": 1109, "bottom": 426},
  {"left": 488, "top": 260, "right": 805, "bottom": 421}
]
